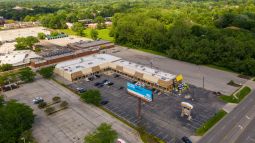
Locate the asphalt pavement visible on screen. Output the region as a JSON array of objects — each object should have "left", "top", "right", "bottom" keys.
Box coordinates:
[
  {"left": 108, "top": 46, "right": 247, "bottom": 95},
  {"left": 198, "top": 90, "right": 255, "bottom": 143}
]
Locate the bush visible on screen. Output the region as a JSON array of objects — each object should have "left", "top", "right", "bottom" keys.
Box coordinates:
[
  {"left": 84, "top": 123, "right": 117, "bottom": 143},
  {"left": 38, "top": 66, "right": 55, "bottom": 79},
  {"left": 44, "top": 107, "right": 55, "bottom": 115},
  {"left": 38, "top": 101, "right": 47, "bottom": 109},
  {"left": 52, "top": 96, "right": 61, "bottom": 103},
  {"left": 80, "top": 89, "right": 101, "bottom": 106},
  {"left": 0, "top": 64, "right": 13, "bottom": 72},
  {"left": 60, "top": 101, "right": 68, "bottom": 108}
]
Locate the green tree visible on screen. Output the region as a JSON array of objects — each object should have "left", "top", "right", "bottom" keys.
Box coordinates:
[
  {"left": 84, "top": 123, "right": 118, "bottom": 143},
  {"left": 0, "top": 100, "right": 34, "bottom": 143},
  {"left": 38, "top": 66, "right": 55, "bottom": 79},
  {"left": 37, "top": 32, "right": 46, "bottom": 40},
  {"left": 19, "top": 68, "right": 36, "bottom": 83},
  {"left": 0, "top": 64, "right": 13, "bottom": 72},
  {"left": 90, "top": 29, "right": 98, "bottom": 40},
  {"left": 15, "top": 36, "right": 39, "bottom": 50},
  {"left": 80, "top": 89, "right": 101, "bottom": 106},
  {"left": 71, "top": 22, "right": 85, "bottom": 36}
]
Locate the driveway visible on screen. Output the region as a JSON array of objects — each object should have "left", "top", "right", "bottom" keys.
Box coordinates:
[
  {"left": 108, "top": 46, "right": 247, "bottom": 95},
  {"left": 4, "top": 79, "right": 142, "bottom": 143}
]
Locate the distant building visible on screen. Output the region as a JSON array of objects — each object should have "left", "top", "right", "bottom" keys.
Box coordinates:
[
  {"left": 78, "top": 19, "right": 93, "bottom": 24},
  {"left": 0, "top": 50, "right": 40, "bottom": 67},
  {"left": 66, "top": 22, "right": 73, "bottom": 29},
  {"left": 3, "top": 22, "right": 40, "bottom": 29}
]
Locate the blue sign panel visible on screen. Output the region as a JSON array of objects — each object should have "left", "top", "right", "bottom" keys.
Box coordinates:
[{"left": 127, "top": 82, "right": 153, "bottom": 102}]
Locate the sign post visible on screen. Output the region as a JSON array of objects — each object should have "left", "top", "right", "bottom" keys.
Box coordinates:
[{"left": 127, "top": 82, "right": 153, "bottom": 120}]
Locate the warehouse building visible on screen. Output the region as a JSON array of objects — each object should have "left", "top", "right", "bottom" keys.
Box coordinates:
[{"left": 55, "top": 54, "right": 180, "bottom": 92}]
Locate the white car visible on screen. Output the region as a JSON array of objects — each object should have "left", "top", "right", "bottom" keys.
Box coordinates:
[
  {"left": 116, "top": 139, "right": 126, "bottom": 143},
  {"left": 104, "top": 81, "right": 111, "bottom": 85},
  {"left": 32, "top": 97, "right": 44, "bottom": 104}
]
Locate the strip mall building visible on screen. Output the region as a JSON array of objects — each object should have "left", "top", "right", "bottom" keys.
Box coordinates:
[{"left": 54, "top": 54, "right": 182, "bottom": 92}]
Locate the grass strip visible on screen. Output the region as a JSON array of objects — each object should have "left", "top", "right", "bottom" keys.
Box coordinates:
[
  {"left": 219, "top": 86, "right": 251, "bottom": 103},
  {"left": 196, "top": 110, "right": 227, "bottom": 136}
]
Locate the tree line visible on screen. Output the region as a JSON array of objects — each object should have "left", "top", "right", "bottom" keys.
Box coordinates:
[{"left": 111, "top": 5, "right": 255, "bottom": 76}]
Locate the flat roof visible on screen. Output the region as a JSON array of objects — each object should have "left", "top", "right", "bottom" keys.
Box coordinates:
[
  {"left": 0, "top": 50, "right": 40, "bottom": 66},
  {"left": 114, "top": 60, "right": 176, "bottom": 81},
  {"left": 56, "top": 54, "right": 121, "bottom": 73},
  {"left": 0, "top": 42, "right": 16, "bottom": 54},
  {"left": 0, "top": 27, "right": 50, "bottom": 42},
  {"left": 41, "top": 36, "right": 92, "bottom": 47},
  {"left": 68, "top": 40, "right": 111, "bottom": 49}
]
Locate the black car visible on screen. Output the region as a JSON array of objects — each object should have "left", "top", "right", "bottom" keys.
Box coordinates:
[
  {"left": 181, "top": 136, "right": 192, "bottom": 143},
  {"left": 100, "top": 100, "right": 109, "bottom": 105},
  {"left": 76, "top": 87, "right": 86, "bottom": 93},
  {"left": 107, "top": 82, "right": 114, "bottom": 86},
  {"left": 113, "top": 74, "right": 120, "bottom": 78},
  {"left": 119, "top": 86, "right": 124, "bottom": 90},
  {"left": 88, "top": 77, "right": 94, "bottom": 81},
  {"left": 102, "top": 79, "right": 108, "bottom": 83},
  {"left": 94, "top": 74, "right": 101, "bottom": 78},
  {"left": 94, "top": 82, "right": 101, "bottom": 86},
  {"left": 97, "top": 84, "right": 104, "bottom": 88}
]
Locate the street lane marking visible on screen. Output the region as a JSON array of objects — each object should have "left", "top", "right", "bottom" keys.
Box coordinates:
[
  {"left": 247, "top": 136, "right": 255, "bottom": 142},
  {"left": 238, "top": 125, "right": 243, "bottom": 130}
]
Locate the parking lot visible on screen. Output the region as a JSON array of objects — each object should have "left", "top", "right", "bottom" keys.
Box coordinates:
[
  {"left": 4, "top": 79, "right": 142, "bottom": 143},
  {"left": 69, "top": 73, "right": 225, "bottom": 143},
  {"left": 106, "top": 46, "right": 247, "bottom": 95}
]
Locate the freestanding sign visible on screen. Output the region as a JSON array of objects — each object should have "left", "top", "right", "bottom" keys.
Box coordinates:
[{"left": 127, "top": 82, "right": 153, "bottom": 102}]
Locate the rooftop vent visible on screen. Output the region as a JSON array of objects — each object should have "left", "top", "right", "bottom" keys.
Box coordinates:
[{"left": 88, "top": 62, "right": 93, "bottom": 65}]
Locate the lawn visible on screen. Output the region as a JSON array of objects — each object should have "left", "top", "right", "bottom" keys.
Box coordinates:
[
  {"left": 219, "top": 86, "right": 251, "bottom": 103},
  {"left": 196, "top": 110, "right": 227, "bottom": 136},
  {"left": 57, "top": 28, "right": 114, "bottom": 42}
]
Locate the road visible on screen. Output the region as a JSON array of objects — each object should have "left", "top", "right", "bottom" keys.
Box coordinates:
[
  {"left": 198, "top": 89, "right": 255, "bottom": 143},
  {"left": 235, "top": 117, "right": 255, "bottom": 143},
  {"left": 5, "top": 79, "right": 142, "bottom": 143},
  {"left": 108, "top": 46, "right": 247, "bottom": 95}
]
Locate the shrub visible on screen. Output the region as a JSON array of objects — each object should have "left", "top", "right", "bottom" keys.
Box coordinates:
[
  {"left": 80, "top": 89, "right": 101, "bottom": 106},
  {"left": 52, "top": 96, "right": 61, "bottom": 103},
  {"left": 44, "top": 107, "right": 55, "bottom": 115},
  {"left": 38, "top": 101, "right": 47, "bottom": 109},
  {"left": 60, "top": 101, "right": 68, "bottom": 108},
  {"left": 84, "top": 123, "right": 117, "bottom": 143},
  {"left": 38, "top": 66, "right": 55, "bottom": 79}
]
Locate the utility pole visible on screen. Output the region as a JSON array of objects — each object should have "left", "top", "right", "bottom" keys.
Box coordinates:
[{"left": 203, "top": 76, "right": 205, "bottom": 89}]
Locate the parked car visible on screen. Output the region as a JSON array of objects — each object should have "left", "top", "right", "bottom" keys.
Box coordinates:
[
  {"left": 104, "top": 81, "right": 111, "bottom": 85},
  {"left": 94, "top": 74, "right": 101, "bottom": 78},
  {"left": 113, "top": 74, "right": 120, "bottom": 78},
  {"left": 33, "top": 97, "right": 44, "bottom": 104},
  {"left": 102, "top": 79, "right": 108, "bottom": 83},
  {"left": 76, "top": 87, "right": 86, "bottom": 93},
  {"left": 85, "top": 77, "right": 91, "bottom": 82},
  {"left": 107, "top": 82, "right": 114, "bottom": 86},
  {"left": 181, "top": 136, "right": 192, "bottom": 143},
  {"left": 94, "top": 82, "right": 101, "bottom": 86},
  {"left": 116, "top": 139, "right": 126, "bottom": 143},
  {"left": 119, "top": 86, "right": 124, "bottom": 90},
  {"left": 88, "top": 77, "right": 94, "bottom": 81},
  {"left": 2, "top": 84, "right": 19, "bottom": 92},
  {"left": 97, "top": 84, "right": 104, "bottom": 88},
  {"left": 100, "top": 100, "right": 109, "bottom": 105}
]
